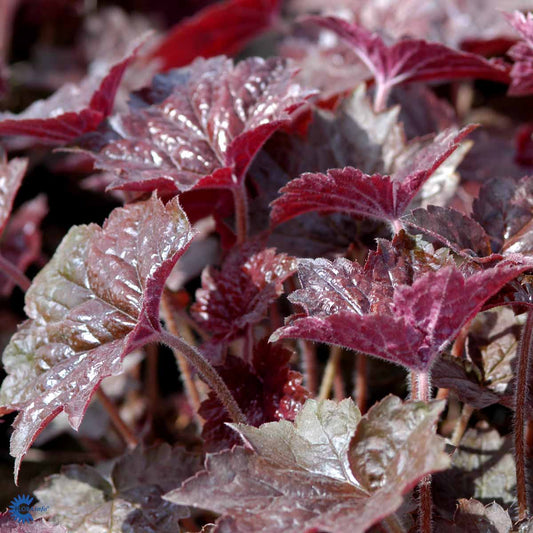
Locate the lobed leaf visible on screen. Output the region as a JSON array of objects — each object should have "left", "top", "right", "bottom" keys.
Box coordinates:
[
  {"left": 34, "top": 444, "right": 201, "bottom": 533},
  {"left": 87, "top": 56, "right": 310, "bottom": 194},
  {"left": 272, "top": 254, "right": 533, "bottom": 371},
  {"left": 192, "top": 244, "right": 296, "bottom": 341},
  {"left": 270, "top": 125, "right": 474, "bottom": 226},
  {"left": 310, "top": 16, "right": 510, "bottom": 104},
  {"left": 0, "top": 195, "right": 193, "bottom": 477},
  {"left": 0, "top": 44, "right": 139, "bottom": 145},
  {"left": 166, "top": 396, "right": 449, "bottom": 532},
  {"left": 199, "top": 339, "right": 308, "bottom": 451}
]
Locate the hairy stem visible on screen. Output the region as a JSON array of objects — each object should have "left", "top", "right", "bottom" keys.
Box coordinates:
[
  {"left": 318, "top": 345, "right": 342, "bottom": 400},
  {"left": 160, "top": 293, "right": 202, "bottom": 415},
  {"left": 159, "top": 329, "right": 246, "bottom": 424},
  {"left": 515, "top": 310, "right": 533, "bottom": 521},
  {"left": 411, "top": 370, "right": 433, "bottom": 533},
  {"left": 96, "top": 389, "right": 138, "bottom": 449},
  {"left": 232, "top": 182, "right": 249, "bottom": 244},
  {"left": 0, "top": 253, "right": 31, "bottom": 292},
  {"left": 354, "top": 353, "right": 367, "bottom": 413}
]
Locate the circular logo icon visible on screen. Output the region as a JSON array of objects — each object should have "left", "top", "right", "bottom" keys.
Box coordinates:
[{"left": 8, "top": 494, "right": 34, "bottom": 523}]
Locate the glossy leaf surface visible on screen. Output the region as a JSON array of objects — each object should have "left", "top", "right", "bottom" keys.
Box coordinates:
[
  {"left": 0, "top": 195, "right": 193, "bottom": 476},
  {"left": 88, "top": 56, "right": 309, "bottom": 193},
  {"left": 167, "top": 396, "right": 448, "bottom": 532},
  {"left": 272, "top": 254, "right": 533, "bottom": 371}
]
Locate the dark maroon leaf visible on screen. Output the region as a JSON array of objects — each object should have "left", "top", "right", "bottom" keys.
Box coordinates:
[
  {"left": 450, "top": 499, "right": 512, "bottom": 533},
  {"left": 0, "top": 195, "right": 193, "bottom": 477},
  {"left": 432, "top": 308, "right": 520, "bottom": 409},
  {"left": 87, "top": 56, "right": 310, "bottom": 194},
  {"left": 271, "top": 255, "right": 533, "bottom": 371},
  {"left": 472, "top": 175, "right": 533, "bottom": 255},
  {"left": 0, "top": 44, "right": 140, "bottom": 145},
  {"left": 166, "top": 396, "right": 449, "bottom": 533},
  {"left": 402, "top": 205, "right": 492, "bottom": 259},
  {"left": 34, "top": 444, "right": 201, "bottom": 533},
  {"left": 191, "top": 244, "right": 296, "bottom": 341},
  {"left": 270, "top": 125, "right": 474, "bottom": 227},
  {"left": 199, "top": 339, "right": 308, "bottom": 451},
  {"left": 150, "top": 0, "right": 280, "bottom": 71},
  {"left": 310, "top": 16, "right": 510, "bottom": 108},
  {"left": 0, "top": 195, "right": 48, "bottom": 296}
]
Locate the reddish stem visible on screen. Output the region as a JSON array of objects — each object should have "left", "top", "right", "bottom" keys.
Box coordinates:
[
  {"left": 160, "top": 293, "right": 202, "bottom": 416},
  {"left": 96, "top": 389, "right": 138, "bottom": 449},
  {"left": 411, "top": 370, "right": 433, "bottom": 533},
  {"left": 0, "top": 253, "right": 31, "bottom": 292},
  {"left": 515, "top": 310, "right": 533, "bottom": 521},
  {"left": 159, "top": 329, "right": 246, "bottom": 424},
  {"left": 232, "top": 182, "right": 249, "bottom": 244}
]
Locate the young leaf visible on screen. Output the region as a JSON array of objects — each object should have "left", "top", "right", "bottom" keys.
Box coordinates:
[
  {"left": 87, "top": 56, "right": 310, "bottom": 194},
  {"left": 166, "top": 396, "right": 449, "bottom": 532},
  {"left": 199, "top": 339, "right": 308, "bottom": 451},
  {"left": 191, "top": 245, "right": 296, "bottom": 341},
  {"left": 0, "top": 44, "right": 140, "bottom": 145},
  {"left": 271, "top": 255, "right": 533, "bottom": 371},
  {"left": 0, "top": 194, "right": 193, "bottom": 476},
  {"left": 506, "top": 11, "right": 533, "bottom": 95},
  {"left": 310, "top": 16, "right": 510, "bottom": 108},
  {"left": 150, "top": 0, "right": 280, "bottom": 71},
  {"left": 270, "top": 126, "right": 473, "bottom": 227},
  {"left": 34, "top": 444, "right": 201, "bottom": 533}
]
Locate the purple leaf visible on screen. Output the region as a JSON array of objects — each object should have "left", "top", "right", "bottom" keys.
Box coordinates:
[
  {"left": 270, "top": 125, "right": 474, "bottom": 227},
  {"left": 191, "top": 244, "right": 296, "bottom": 341},
  {"left": 150, "top": 0, "right": 280, "bottom": 71},
  {"left": 402, "top": 205, "right": 492, "bottom": 259},
  {"left": 0, "top": 194, "right": 193, "bottom": 477},
  {"left": 472, "top": 175, "right": 533, "bottom": 255},
  {"left": 432, "top": 308, "right": 519, "bottom": 409},
  {"left": 86, "top": 56, "right": 310, "bottom": 194},
  {"left": 166, "top": 396, "right": 449, "bottom": 533},
  {"left": 34, "top": 444, "right": 201, "bottom": 533},
  {"left": 199, "top": 339, "right": 308, "bottom": 451},
  {"left": 0, "top": 195, "right": 48, "bottom": 296},
  {"left": 271, "top": 254, "right": 533, "bottom": 371},
  {"left": 310, "top": 16, "right": 510, "bottom": 108},
  {"left": 0, "top": 44, "right": 140, "bottom": 145}
]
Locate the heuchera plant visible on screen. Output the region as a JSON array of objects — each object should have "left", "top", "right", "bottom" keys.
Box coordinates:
[{"left": 1, "top": 1, "right": 533, "bottom": 532}]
